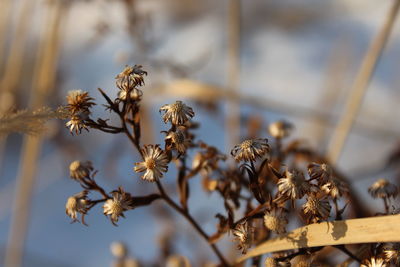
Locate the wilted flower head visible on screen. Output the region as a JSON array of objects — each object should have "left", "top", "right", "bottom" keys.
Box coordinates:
[
  {"left": 360, "top": 256, "right": 387, "bottom": 267},
  {"left": 134, "top": 145, "right": 169, "bottom": 182},
  {"left": 268, "top": 120, "right": 293, "bottom": 139},
  {"left": 383, "top": 243, "right": 400, "bottom": 265},
  {"left": 115, "top": 65, "right": 147, "bottom": 91},
  {"left": 308, "top": 163, "right": 332, "bottom": 185},
  {"left": 275, "top": 169, "right": 309, "bottom": 204},
  {"left": 165, "top": 128, "right": 190, "bottom": 154},
  {"left": 118, "top": 87, "right": 143, "bottom": 102},
  {"left": 110, "top": 241, "right": 128, "bottom": 259},
  {"left": 66, "top": 90, "right": 95, "bottom": 114},
  {"left": 103, "top": 187, "right": 135, "bottom": 225},
  {"left": 264, "top": 209, "right": 288, "bottom": 234},
  {"left": 192, "top": 143, "right": 226, "bottom": 174},
  {"left": 321, "top": 176, "right": 348, "bottom": 199},
  {"left": 159, "top": 101, "right": 195, "bottom": 126},
  {"left": 302, "top": 194, "right": 331, "bottom": 222},
  {"left": 69, "top": 160, "right": 93, "bottom": 180},
  {"left": 232, "top": 222, "right": 253, "bottom": 254},
  {"left": 231, "top": 138, "right": 269, "bottom": 162},
  {"left": 368, "top": 179, "right": 398, "bottom": 199},
  {"left": 265, "top": 258, "right": 278, "bottom": 267},
  {"left": 65, "top": 190, "right": 89, "bottom": 224},
  {"left": 65, "top": 111, "right": 90, "bottom": 134}
]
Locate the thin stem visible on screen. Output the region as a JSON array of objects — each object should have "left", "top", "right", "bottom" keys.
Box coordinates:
[{"left": 155, "top": 181, "right": 230, "bottom": 266}]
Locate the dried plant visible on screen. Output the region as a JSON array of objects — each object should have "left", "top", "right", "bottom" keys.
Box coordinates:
[{"left": 62, "top": 66, "right": 400, "bottom": 266}]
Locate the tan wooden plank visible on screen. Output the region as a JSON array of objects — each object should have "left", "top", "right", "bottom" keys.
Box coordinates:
[{"left": 237, "top": 214, "right": 400, "bottom": 263}]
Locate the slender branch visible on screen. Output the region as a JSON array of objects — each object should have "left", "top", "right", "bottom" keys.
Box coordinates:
[{"left": 155, "top": 181, "right": 230, "bottom": 266}]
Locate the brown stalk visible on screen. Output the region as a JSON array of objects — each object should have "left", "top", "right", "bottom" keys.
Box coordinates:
[{"left": 326, "top": 0, "right": 400, "bottom": 163}]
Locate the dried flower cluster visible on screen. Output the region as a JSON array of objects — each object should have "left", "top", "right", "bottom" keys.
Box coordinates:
[{"left": 62, "top": 66, "right": 400, "bottom": 266}]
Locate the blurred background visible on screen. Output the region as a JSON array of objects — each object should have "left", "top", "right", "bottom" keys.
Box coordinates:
[{"left": 1, "top": 0, "right": 400, "bottom": 266}]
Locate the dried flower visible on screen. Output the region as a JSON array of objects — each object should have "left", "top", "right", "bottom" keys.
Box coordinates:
[
  {"left": 302, "top": 194, "right": 331, "bottom": 222},
  {"left": 165, "top": 128, "right": 190, "bottom": 154},
  {"left": 65, "top": 191, "right": 89, "bottom": 223},
  {"left": 383, "top": 243, "right": 400, "bottom": 264},
  {"left": 368, "top": 179, "right": 398, "bottom": 199},
  {"left": 66, "top": 90, "right": 95, "bottom": 114},
  {"left": 268, "top": 120, "right": 293, "bottom": 139},
  {"left": 103, "top": 187, "right": 135, "bottom": 225},
  {"left": 65, "top": 111, "right": 90, "bottom": 134},
  {"left": 321, "top": 176, "right": 348, "bottom": 199},
  {"left": 275, "top": 170, "right": 309, "bottom": 203},
  {"left": 231, "top": 138, "right": 269, "bottom": 162},
  {"left": 264, "top": 257, "right": 278, "bottom": 267},
  {"left": 264, "top": 209, "right": 288, "bottom": 234},
  {"left": 110, "top": 241, "right": 128, "bottom": 258},
  {"left": 134, "top": 145, "right": 169, "bottom": 182},
  {"left": 192, "top": 143, "right": 226, "bottom": 174},
  {"left": 118, "top": 87, "right": 143, "bottom": 102},
  {"left": 308, "top": 163, "right": 332, "bottom": 185},
  {"left": 115, "top": 65, "right": 147, "bottom": 91},
  {"left": 232, "top": 222, "right": 253, "bottom": 254},
  {"left": 159, "top": 101, "right": 195, "bottom": 126},
  {"left": 69, "top": 160, "right": 93, "bottom": 180},
  {"left": 360, "top": 256, "right": 387, "bottom": 267}
]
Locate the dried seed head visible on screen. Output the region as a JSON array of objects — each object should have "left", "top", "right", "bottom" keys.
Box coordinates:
[
  {"left": 231, "top": 138, "right": 269, "bottom": 162},
  {"left": 115, "top": 65, "right": 147, "bottom": 91},
  {"left": 360, "top": 256, "right": 387, "bottom": 267},
  {"left": 383, "top": 243, "right": 400, "bottom": 264},
  {"left": 232, "top": 222, "right": 253, "bottom": 254},
  {"left": 65, "top": 191, "right": 89, "bottom": 223},
  {"left": 321, "top": 176, "right": 348, "bottom": 199},
  {"left": 69, "top": 160, "right": 93, "bottom": 180},
  {"left": 166, "top": 255, "right": 191, "bottom": 267},
  {"left": 159, "top": 101, "right": 195, "bottom": 126},
  {"left": 110, "top": 241, "right": 128, "bottom": 259},
  {"left": 264, "top": 257, "right": 278, "bottom": 267},
  {"left": 66, "top": 90, "right": 95, "bottom": 114},
  {"left": 65, "top": 111, "right": 90, "bottom": 135},
  {"left": 191, "top": 143, "right": 226, "bottom": 174},
  {"left": 103, "top": 187, "right": 135, "bottom": 225},
  {"left": 368, "top": 179, "right": 398, "bottom": 199},
  {"left": 134, "top": 145, "right": 169, "bottom": 182},
  {"left": 275, "top": 170, "right": 309, "bottom": 203},
  {"left": 302, "top": 194, "right": 331, "bottom": 222},
  {"left": 118, "top": 87, "right": 143, "bottom": 102},
  {"left": 165, "top": 129, "right": 190, "bottom": 154},
  {"left": 264, "top": 210, "right": 288, "bottom": 234},
  {"left": 308, "top": 162, "right": 332, "bottom": 185},
  {"left": 268, "top": 120, "right": 293, "bottom": 139}
]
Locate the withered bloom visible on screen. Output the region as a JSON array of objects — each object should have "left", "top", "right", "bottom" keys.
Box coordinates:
[
  {"left": 103, "top": 187, "right": 135, "bottom": 225},
  {"left": 321, "top": 176, "right": 348, "bottom": 199},
  {"left": 230, "top": 138, "right": 269, "bottom": 162},
  {"left": 66, "top": 89, "right": 95, "bottom": 114},
  {"left": 134, "top": 145, "right": 169, "bottom": 182},
  {"left": 264, "top": 209, "right": 288, "bottom": 234},
  {"left": 69, "top": 160, "right": 93, "bottom": 180},
  {"left": 360, "top": 256, "right": 387, "bottom": 267},
  {"left": 65, "top": 111, "right": 90, "bottom": 134},
  {"left": 159, "top": 101, "right": 194, "bottom": 126},
  {"left": 65, "top": 191, "right": 89, "bottom": 224},
  {"left": 165, "top": 128, "right": 190, "bottom": 154},
  {"left": 275, "top": 170, "right": 309, "bottom": 203},
  {"left": 368, "top": 179, "right": 398, "bottom": 199},
  {"left": 268, "top": 120, "right": 293, "bottom": 139},
  {"left": 308, "top": 162, "right": 332, "bottom": 185},
  {"left": 302, "top": 194, "right": 331, "bottom": 222},
  {"left": 115, "top": 65, "right": 147, "bottom": 91},
  {"left": 192, "top": 143, "right": 226, "bottom": 174},
  {"left": 232, "top": 222, "right": 253, "bottom": 254},
  {"left": 118, "top": 87, "right": 143, "bottom": 102},
  {"left": 383, "top": 243, "right": 400, "bottom": 265}
]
